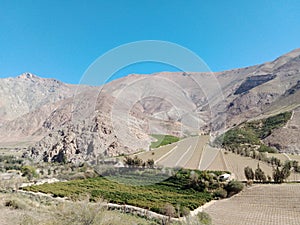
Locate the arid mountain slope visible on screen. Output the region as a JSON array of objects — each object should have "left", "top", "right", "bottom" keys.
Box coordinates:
[
  {"left": 1, "top": 48, "right": 300, "bottom": 162},
  {"left": 0, "top": 73, "right": 80, "bottom": 122}
]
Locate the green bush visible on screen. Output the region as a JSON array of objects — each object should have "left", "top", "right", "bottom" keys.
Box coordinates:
[
  {"left": 197, "top": 212, "right": 212, "bottom": 225},
  {"left": 21, "top": 165, "right": 38, "bottom": 180},
  {"left": 258, "top": 144, "right": 277, "bottom": 153},
  {"left": 213, "top": 188, "right": 227, "bottom": 199},
  {"left": 224, "top": 180, "right": 243, "bottom": 196}
]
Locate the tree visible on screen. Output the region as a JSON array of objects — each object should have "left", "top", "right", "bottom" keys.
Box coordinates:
[
  {"left": 292, "top": 160, "right": 299, "bottom": 169},
  {"left": 244, "top": 166, "right": 254, "bottom": 180},
  {"left": 146, "top": 159, "right": 155, "bottom": 168},
  {"left": 255, "top": 164, "right": 266, "bottom": 182},
  {"left": 273, "top": 163, "right": 292, "bottom": 183},
  {"left": 270, "top": 157, "right": 281, "bottom": 167},
  {"left": 282, "top": 161, "right": 291, "bottom": 180},
  {"left": 21, "top": 165, "right": 38, "bottom": 181},
  {"left": 133, "top": 156, "right": 143, "bottom": 167},
  {"left": 161, "top": 203, "right": 175, "bottom": 224},
  {"left": 273, "top": 166, "right": 283, "bottom": 183},
  {"left": 123, "top": 156, "right": 134, "bottom": 167}
]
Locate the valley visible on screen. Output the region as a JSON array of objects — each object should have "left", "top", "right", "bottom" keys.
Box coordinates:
[{"left": 1, "top": 49, "right": 300, "bottom": 224}]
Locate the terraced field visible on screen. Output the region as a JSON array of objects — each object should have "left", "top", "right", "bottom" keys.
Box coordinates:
[
  {"left": 136, "top": 143, "right": 177, "bottom": 162},
  {"left": 205, "top": 184, "right": 300, "bottom": 225},
  {"left": 137, "top": 136, "right": 209, "bottom": 169},
  {"left": 136, "top": 135, "right": 300, "bottom": 181}
]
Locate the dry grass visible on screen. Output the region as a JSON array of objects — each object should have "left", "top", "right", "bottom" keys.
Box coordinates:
[
  {"left": 204, "top": 184, "right": 300, "bottom": 225},
  {"left": 0, "top": 191, "right": 158, "bottom": 225}
]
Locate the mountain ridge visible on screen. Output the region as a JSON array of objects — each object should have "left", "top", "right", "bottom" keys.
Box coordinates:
[{"left": 1, "top": 48, "right": 300, "bottom": 162}]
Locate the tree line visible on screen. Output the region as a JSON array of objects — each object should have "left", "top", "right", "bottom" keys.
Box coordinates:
[
  {"left": 123, "top": 156, "right": 155, "bottom": 168},
  {"left": 244, "top": 160, "right": 296, "bottom": 183}
]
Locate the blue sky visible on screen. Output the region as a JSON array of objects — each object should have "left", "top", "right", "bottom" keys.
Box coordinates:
[{"left": 0, "top": 0, "right": 299, "bottom": 84}]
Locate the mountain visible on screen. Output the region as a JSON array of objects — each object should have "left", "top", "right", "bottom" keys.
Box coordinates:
[
  {"left": 0, "top": 73, "right": 76, "bottom": 122},
  {"left": 0, "top": 73, "right": 92, "bottom": 146},
  {"left": 1, "top": 49, "right": 300, "bottom": 162}
]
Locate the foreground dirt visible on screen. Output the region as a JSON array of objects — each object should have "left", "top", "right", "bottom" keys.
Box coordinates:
[{"left": 205, "top": 184, "right": 300, "bottom": 225}]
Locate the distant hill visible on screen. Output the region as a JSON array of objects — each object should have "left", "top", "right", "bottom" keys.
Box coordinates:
[{"left": 1, "top": 48, "right": 300, "bottom": 162}]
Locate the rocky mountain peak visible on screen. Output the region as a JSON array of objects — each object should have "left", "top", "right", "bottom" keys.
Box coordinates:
[{"left": 17, "top": 72, "right": 39, "bottom": 80}]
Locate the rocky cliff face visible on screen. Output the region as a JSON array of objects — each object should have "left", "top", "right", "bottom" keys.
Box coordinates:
[
  {"left": 1, "top": 49, "right": 300, "bottom": 162},
  {"left": 0, "top": 73, "right": 78, "bottom": 122}
]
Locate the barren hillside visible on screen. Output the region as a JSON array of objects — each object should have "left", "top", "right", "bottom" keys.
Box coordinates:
[{"left": 1, "top": 49, "right": 300, "bottom": 162}]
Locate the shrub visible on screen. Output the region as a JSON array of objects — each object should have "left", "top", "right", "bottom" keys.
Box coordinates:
[
  {"left": 4, "top": 198, "right": 27, "bottom": 210},
  {"left": 197, "top": 212, "right": 212, "bottom": 225},
  {"left": 21, "top": 165, "right": 38, "bottom": 181},
  {"left": 224, "top": 180, "right": 243, "bottom": 197},
  {"left": 180, "top": 206, "right": 190, "bottom": 217},
  {"left": 213, "top": 187, "right": 227, "bottom": 199},
  {"left": 258, "top": 145, "right": 277, "bottom": 153}
]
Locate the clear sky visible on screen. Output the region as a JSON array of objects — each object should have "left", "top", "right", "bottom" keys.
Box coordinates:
[{"left": 0, "top": 0, "right": 299, "bottom": 84}]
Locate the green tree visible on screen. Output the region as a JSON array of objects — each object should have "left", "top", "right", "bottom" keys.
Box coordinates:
[
  {"left": 273, "top": 166, "right": 283, "bottom": 183},
  {"left": 272, "top": 162, "right": 291, "bottom": 183},
  {"left": 281, "top": 161, "right": 291, "bottom": 180},
  {"left": 255, "top": 164, "right": 266, "bottom": 182},
  {"left": 244, "top": 166, "right": 254, "bottom": 180}
]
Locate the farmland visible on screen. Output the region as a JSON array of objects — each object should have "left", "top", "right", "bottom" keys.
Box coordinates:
[
  {"left": 205, "top": 184, "right": 300, "bottom": 225},
  {"left": 150, "top": 134, "right": 180, "bottom": 148},
  {"left": 137, "top": 136, "right": 209, "bottom": 169},
  {"left": 22, "top": 169, "right": 228, "bottom": 216},
  {"left": 137, "top": 135, "right": 300, "bottom": 181}
]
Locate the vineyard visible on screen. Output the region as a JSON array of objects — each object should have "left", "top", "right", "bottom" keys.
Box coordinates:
[{"left": 205, "top": 184, "right": 300, "bottom": 225}]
